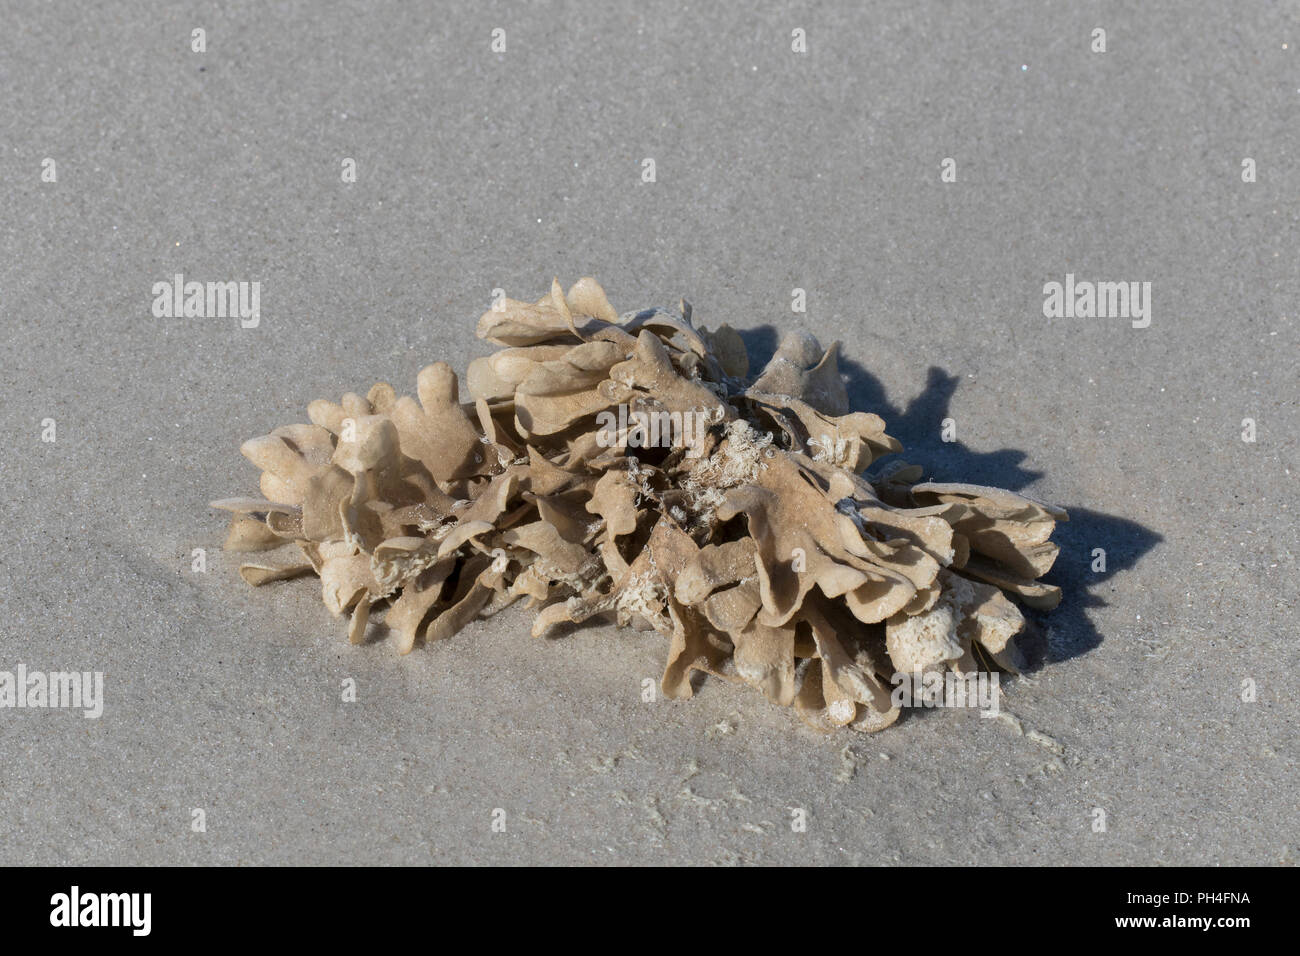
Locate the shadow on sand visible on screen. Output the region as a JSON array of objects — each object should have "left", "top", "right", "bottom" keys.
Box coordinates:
[{"left": 738, "top": 325, "right": 1162, "bottom": 669}]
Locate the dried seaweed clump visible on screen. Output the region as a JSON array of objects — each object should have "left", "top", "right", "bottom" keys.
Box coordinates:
[{"left": 213, "top": 279, "right": 1067, "bottom": 732}]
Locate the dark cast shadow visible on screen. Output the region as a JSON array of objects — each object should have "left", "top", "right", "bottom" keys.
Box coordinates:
[{"left": 738, "top": 325, "right": 1162, "bottom": 668}]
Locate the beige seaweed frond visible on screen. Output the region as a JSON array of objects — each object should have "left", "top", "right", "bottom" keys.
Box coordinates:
[{"left": 212, "top": 278, "right": 1068, "bottom": 733}]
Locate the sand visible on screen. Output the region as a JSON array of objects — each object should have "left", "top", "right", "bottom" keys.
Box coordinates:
[{"left": 1, "top": 0, "right": 1295, "bottom": 864}]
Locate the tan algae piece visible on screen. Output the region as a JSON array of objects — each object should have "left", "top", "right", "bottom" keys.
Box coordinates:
[{"left": 213, "top": 278, "right": 1068, "bottom": 732}]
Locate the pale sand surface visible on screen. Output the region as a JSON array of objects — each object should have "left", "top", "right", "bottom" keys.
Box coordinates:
[{"left": 1, "top": 1, "right": 1295, "bottom": 864}]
